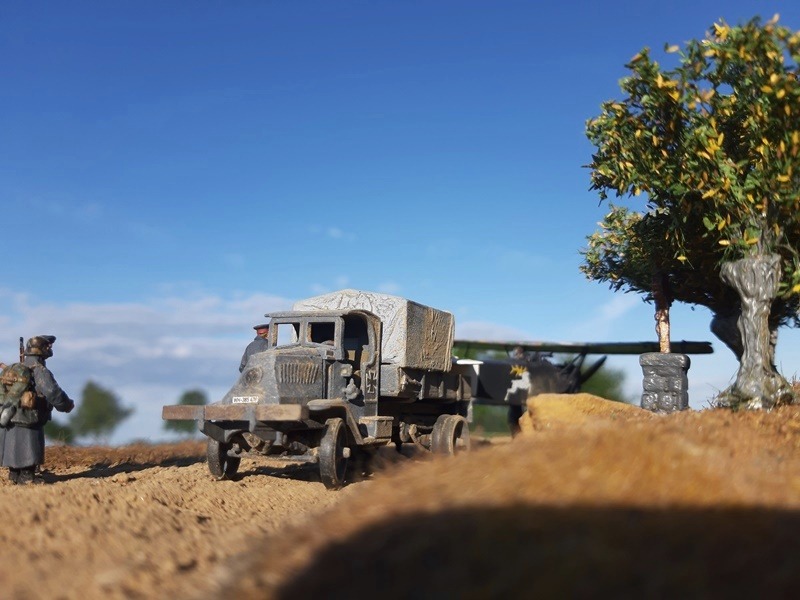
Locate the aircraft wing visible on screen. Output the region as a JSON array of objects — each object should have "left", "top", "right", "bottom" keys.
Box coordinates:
[{"left": 453, "top": 339, "right": 714, "bottom": 355}]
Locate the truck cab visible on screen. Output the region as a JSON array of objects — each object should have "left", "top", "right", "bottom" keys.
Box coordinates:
[
  {"left": 242, "top": 309, "right": 382, "bottom": 417},
  {"left": 163, "top": 291, "right": 471, "bottom": 488}
]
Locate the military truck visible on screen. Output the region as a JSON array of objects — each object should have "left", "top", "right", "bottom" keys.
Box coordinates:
[{"left": 163, "top": 290, "right": 472, "bottom": 488}]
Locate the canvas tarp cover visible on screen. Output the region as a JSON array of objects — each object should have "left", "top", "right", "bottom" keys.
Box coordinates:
[{"left": 293, "top": 289, "right": 454, "bottom": 372}]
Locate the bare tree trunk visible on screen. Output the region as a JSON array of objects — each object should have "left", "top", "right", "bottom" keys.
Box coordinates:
[
  {"left": 652, "top": 273, "right": 671, "bottom": 353},
  {"left": 710, "top": 310, "right": 743, "bottom": 361},
  {"left": 710, "top": 308, "right": 781, "bottom": 365},
  {"left": 769, "top": 325, "right": 779, "bottom": 369},
  {"left": 717, "top": 254, "right": 792, "bottom": 409}
]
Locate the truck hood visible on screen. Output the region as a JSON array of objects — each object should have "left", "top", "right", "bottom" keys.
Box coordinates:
[{"left": 220, "top": 346, "right": 326, "bottom": 406}]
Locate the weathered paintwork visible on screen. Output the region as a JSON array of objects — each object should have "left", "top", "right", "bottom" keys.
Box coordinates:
[
  {"left": 293, "top": 289, "right": 455, "bottom": 372},
  {"left": 162, "top": 290, "right": 471, "bottom": 488}
]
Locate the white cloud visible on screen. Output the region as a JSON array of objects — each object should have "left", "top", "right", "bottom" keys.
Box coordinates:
[
  {"left": 309, "top": 277, "right": 351, "bottom": 296},
  {"left": 455, "top": 320, "right": 531, "bottom": 341},
  {"left": 377, "top": 281, "right": 401, "bottom": 294},
  {"left": 0, "top": 289, "right": 294, "bottom": 444},
  {"left": 600, "top": 293, "right": 641, "bottom": 321},
  {"left": 566, "top": 293, "right": 643, "bottom": 339}
]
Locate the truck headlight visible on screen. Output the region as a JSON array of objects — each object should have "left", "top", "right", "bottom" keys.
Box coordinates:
[{"left": 243, "top": 367, "right": 263, "bottom": 386}]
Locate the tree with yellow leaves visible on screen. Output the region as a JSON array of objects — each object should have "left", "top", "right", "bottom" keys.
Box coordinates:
[{"left": 583, "top": 15, "right": 800, "bottom": 409}]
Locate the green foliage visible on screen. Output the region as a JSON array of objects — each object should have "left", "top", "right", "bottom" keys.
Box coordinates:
[
  {"left": 44, "top": 419, "right": 75, "bottom": 444},
  {"left": 579, "top": 363, "right": 632, "bottom": 404},
  {"left": 470, "top": 405, "right": 512, "bottom": 436},
  {"left": 583, "top": 15, "right": 800, "bottom": 325},
  {"left": 70, "top": 381, "right": 134, "bottom": 443},
  {"left": 163, "top": 389, "right": 208, "bottom": 436}
]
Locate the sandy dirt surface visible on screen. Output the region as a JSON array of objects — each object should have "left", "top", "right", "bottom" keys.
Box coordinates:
[{"left": 2, "top": 395, "right": 800, "bottom": 598}]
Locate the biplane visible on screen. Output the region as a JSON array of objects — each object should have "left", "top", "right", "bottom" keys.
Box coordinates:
[{"left": 452, "top": 339, "right": 714, "bottom": 432}]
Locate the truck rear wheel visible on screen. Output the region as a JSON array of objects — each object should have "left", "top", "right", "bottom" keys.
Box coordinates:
[
  {"left": 319, "top": 418, "right": 348, "bottom": 489},
  {"left": 207, "top": 438, "right": 241, "bottom": 480},
  {"left": 431, "top": 414, "right": 470, "bottom": 455}
]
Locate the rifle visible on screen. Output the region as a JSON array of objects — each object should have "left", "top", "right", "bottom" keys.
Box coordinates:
[{"left": 0, "top": 337, "right": 22, "bottom": 371}]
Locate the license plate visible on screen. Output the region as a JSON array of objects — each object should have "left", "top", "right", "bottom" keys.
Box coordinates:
[{"left": 232, "top": 396, "right": 259, "bottom": 404}]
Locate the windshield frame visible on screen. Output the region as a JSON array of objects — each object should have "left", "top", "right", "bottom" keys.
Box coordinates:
[{"left": 269, "top": 315, "right": 344, "bottom": 357}]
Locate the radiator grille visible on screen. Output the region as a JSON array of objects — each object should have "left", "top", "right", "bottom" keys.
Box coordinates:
[{"left": 278, "top": 363, "right": 321, "bottom": 384}]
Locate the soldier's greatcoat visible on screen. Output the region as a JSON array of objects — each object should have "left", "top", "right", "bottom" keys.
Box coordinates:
[
  {"left": 239, "top": 335, "right": 269, "bottom": 372},
  {"left": 0, "top": 355, "right": 74, "bottom": 468}
]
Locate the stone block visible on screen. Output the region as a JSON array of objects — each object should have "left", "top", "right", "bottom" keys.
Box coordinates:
[{"left": 639, "top": 353, "right": 690, "bottom": 413}]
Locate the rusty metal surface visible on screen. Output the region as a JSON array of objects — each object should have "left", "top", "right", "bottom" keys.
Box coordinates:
[{"left": 292, "top": 289, "right": 454, "bottom": 372}]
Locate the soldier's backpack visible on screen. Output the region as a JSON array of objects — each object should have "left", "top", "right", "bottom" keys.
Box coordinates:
[{"left": 0, "top": 363, "right": 40, "bottom": 427}]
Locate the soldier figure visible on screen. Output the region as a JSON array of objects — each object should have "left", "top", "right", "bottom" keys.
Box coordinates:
[
  {"left": 239, "top": 323, "right": 270, "bottom": 372},
  {"left": 0, "top": 336, "right": 75, "bottom": 485}
]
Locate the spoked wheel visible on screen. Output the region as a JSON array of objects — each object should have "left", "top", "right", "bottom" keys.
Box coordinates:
[
  {"left": 207, "top": 438, "right": 241, "bottom": 480},
  {"left": 319, "top": 418, "right": 349, "bottom": 489},
  {"left": 431, "top": 414, "right": 471, "bottom": 455}
]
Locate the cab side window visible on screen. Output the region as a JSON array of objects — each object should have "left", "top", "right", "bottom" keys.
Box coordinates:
[
  {"left": 309, "top": 322, "right": 336, "bottom": 344},
  {"left": 342, "top": 316, "right": 369, "bottom": 361}
]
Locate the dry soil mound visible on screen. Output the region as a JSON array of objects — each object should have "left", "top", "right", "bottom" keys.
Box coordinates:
[
  {"left": 218, "top": 398, "right": 800, "bottom": 599},
  {"left": 2, "top": 399, "right": 800, "bottom": 599},
  {"left": 520, "top": 392, "right": 654, "bottom": 432}
]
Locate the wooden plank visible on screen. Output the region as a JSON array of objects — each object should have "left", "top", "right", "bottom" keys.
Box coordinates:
[
  {"left": 162, "top": 405, "right": 204, "bottom": 420},
  {"left": 164, "top": 403, "right": 308, "bottom": 422}
]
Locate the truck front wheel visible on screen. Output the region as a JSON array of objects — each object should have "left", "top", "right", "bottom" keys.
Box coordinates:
[
  {"left": 207, "top": 438, "right": 241, "bottom": 480},
  {"left": 431, "top": 414, "right": 470, "bottom": 455},
  {"left": 319, "top": 418, "right": 348, "bottom": 489}
]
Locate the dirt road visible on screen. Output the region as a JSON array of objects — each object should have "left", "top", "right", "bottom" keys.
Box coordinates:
[
  {"left": 0, "top": 442, "right": 372, "bottom": 599},
  {"left": 2, "top": 397, "right": 800, "bottom": 598}
]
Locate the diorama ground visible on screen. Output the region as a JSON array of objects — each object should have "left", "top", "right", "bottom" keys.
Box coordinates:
[{"left": 1, "top": 393, "right": 799, "bottom": 599}]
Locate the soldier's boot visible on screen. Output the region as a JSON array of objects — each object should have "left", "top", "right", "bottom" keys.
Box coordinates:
[
  {"left": 7, "top": 468, "right": 19, "bottom": 484},
  {"left": 17, "top": 466, "right": 43, "bottom": 485}
]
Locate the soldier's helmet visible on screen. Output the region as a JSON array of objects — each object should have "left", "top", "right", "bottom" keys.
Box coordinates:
[{"left": 25, "top": 335, "right": 57, "bottom": 358}]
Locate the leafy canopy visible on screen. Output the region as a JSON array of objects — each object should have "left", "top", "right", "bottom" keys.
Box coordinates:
[
  {"left": 44, "top": 419, "right": 75, "bottom": 445},
  {"left": 583, "top": 15, "right": 800, "bottom": 319},
  {"left": 163, "top": 389, "right": 208, "bottom": 436},
  {"left": 70, "top": 381, "right": 134, "bottom": 442}
]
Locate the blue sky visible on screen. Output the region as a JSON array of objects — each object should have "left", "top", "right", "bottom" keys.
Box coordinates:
[{"left": 3, "top": 1, "right": 800, "bottom": 443}]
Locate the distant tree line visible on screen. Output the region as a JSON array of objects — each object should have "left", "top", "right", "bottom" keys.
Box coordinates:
[
  {"left": 44, "top": 381, "right": 134, "bottom": 444},
  {"left": 44, "top": 384, "right": 208, "bottom": 444},
  {"left": 162, "top": 389, "right": 208, "bottom": 437}
]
